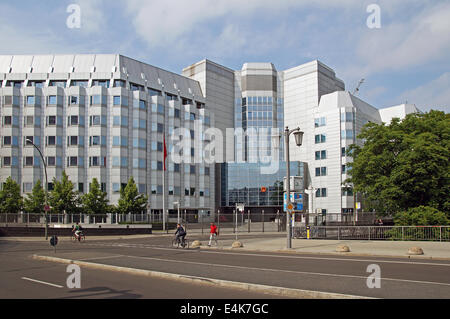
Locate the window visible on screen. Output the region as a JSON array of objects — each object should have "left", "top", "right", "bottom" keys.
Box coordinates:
[
  {"left": 314, "top": 117, "right": 326, "bottom": 127},
  {"left": 148, "top": 88, "right": 162, "bottom": 96},
  {"left": 315, "top": 150, "right": 327, "bottom": 160},
  {"left": 190, "top": 113, "right": 196, "bottom": 121},
  {"left": 315, "top": 188, "right": 327, "bottom": 198},
  {"left": 3, "top": 116, "right": 12, "bottom": 126},
  {"left": 49, "top": 81, "right": 66, "bottom": 88},
  {"left": 24, "top": 157, "right": 34, "bottom": 166},
  {"left": 341, "top": 112, "right": 354, "bottom": 122},
  {"left": 341, "top": 130, "right": 354, "bottom": 140},
  {"left": 112, "top": 183, "right": 120, "bottom": 193},
  {"left": 342, "top": 164, "right": 347, "bottom": 174},
  {"left": 48, "top": 96, "right": 57, "bottom": 105},
  {"left": 174, "top": 163, "right": 180, "bottom": 173},
  {"left": 90, "top": 115, "right": 106, "bottom": 126},
  {"left": 114, "top": 80, "right": 126, "bottom": 88},
  {"left": 130, "top": 83, "right": 144, "bottom": 91},
  {"left": 71, "top": 80, "right": 88, "bottom": 88},
  {"left": 133, "top": 119, "right": 147, "bottom": 129},
  {"left": 205, "top": 167, "right": 210, "bottom": 176},
  {"left": 23, "top": 183, "right": 33, "bottom": 193},
  {"left": 342, "top": 188, "right": 353, "bottom": 197},
  {"left": 157, "top": 161, "right": 163, "bottom": 171},
  {"left": 90, "top": 156, "right": 106, "bottom": 167},
  {"left": 68, "top": 115, "right": 84, "bottom": 126},
  {"left": 113, "top": 116, "right": 128, "bottom": 127},
  {"left": 47, "top": 157, "right": 56, "bottom": 166},
  {"left": 46, "top": 136, "right": 56, "bottom": 146},
  {"left": 69, "top": 96, "right": 79, "bottom": 105},
  {"left": 315, "top": 167, "right": 327, "bottom": 177},
  {"left": 174, "top": 109, "right": 180, "bottom": 118},
  {"left": 113, "top": 96, "right": 121, "bottom": 105},
  {"left": 3, "top": 157, "right": 11, "bottom": 167},
  {"left": 315, "top": 134, "right": 326, "bottom": 144},
  {"left": 190, "top": 165, "right": 196, "bottom": 174},
  {"left": 112, "top": 136, "right": 128, "bottom": 147},
  {"left": 92, "top": 80, "right": 110, "bottom": 88}
]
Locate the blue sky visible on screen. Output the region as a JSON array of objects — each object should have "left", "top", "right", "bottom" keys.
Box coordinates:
[{"left": 0, "top": 0, "right": 449, "bottom": 112}]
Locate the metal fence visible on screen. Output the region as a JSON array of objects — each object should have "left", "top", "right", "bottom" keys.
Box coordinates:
[
  {"left": 0, "top": 212, "right": 153, "bottom": 226},
  {"left": 293, "top": 225, "right": 450, "bottom": 242}
]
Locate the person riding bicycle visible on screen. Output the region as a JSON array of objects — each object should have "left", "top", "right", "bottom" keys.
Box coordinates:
[
  {"left": 174, "top": 224, "right": 186, "bottom": 246},
  {"left": 72, "top": 222, "right": 83, "bottom": 241}
]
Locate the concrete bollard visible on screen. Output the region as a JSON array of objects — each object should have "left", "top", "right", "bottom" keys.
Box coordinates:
[
  {"left": 191, "top": 240, "right": 202, "bottom": 248},
  {"left": 232, "top": 241, "right": 243, "bottom": 248},
  {"left": 336, "top": 245, "right": 350, "bottom": 252},
  {"left": 408, "top": 247, "right": 424, "bottom": 255}
]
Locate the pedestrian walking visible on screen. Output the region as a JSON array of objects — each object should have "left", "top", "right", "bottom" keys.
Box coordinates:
[{"left": 208, "top": 222, "right": 218, "bottom": 246}]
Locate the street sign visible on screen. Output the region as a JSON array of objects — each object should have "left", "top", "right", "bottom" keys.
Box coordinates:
[{"left": 44, "top": 205, "right": 50, "bottom": 212}]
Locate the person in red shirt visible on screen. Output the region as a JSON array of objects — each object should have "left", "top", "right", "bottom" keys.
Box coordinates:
[{"left": 208, "top": 222, "right": 218, "bottom": 246}]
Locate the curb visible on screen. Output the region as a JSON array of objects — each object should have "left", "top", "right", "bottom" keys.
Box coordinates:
[
  {"left": 32, "top": 254, "right": 374, "bottom": 299},
  {"left": 196, "top": 243, "right": 450, "bottom": 261}
]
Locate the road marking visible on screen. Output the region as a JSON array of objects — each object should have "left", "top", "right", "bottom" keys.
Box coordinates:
[
  {"left": 85, "top": 242, "right": 450, "bottom": 267},
  {"left": 198, "top": 250, "right": 450, "bottom": 267},
  {"left": 121, "top": 255, "right": 450, "bottom": 287},
  {"left": 21, "top": 277, "right": 63, "bottom": 288},
  {"left": 79, "top": 255, "right": 124, "bottom": 261}
]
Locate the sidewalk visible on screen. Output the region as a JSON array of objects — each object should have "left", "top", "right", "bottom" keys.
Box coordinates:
[{"left": 199, "top": 236, "right": 450, "bottom": 260}]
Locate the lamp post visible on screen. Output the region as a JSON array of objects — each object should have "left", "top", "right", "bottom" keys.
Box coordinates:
[
  {"left": 174, "top": 201, "right": 180, "bottom": 224},
  {"left": 272, "top": 126, "right": 303, "bottom": 249},
  {"left": 26, "top": 138, "right": 49, "bottom": 240}
]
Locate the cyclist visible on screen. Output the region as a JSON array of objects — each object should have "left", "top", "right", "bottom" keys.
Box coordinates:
[
  {"left": 174, "top": 223, "right": 187, "bottom": 247},
  {"left": 72, "top": 222, "right": 83, "bottom": 241}
]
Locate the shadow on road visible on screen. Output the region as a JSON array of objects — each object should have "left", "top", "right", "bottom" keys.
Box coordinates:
[{"left": 61, "top": 286, "right": 141, "bottom": 299}]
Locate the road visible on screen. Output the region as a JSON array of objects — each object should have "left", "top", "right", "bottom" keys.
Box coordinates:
[{"left": 1, "top": 234, "right": 450, "bottom": 299}]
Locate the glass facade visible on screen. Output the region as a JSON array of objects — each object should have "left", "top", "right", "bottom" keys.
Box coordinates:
[{"left": 221, "top": 162, "right": 306, "bottom": 207}]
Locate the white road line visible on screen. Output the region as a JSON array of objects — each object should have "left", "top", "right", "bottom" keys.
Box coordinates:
[
  {"left": 21, "top": 277, "right": 63, "bottom": 288},
  {"left": 121, "top": 255, "right": 450, "bottom": 287},
  {"left": 85, "top": 242, "right": 450, "bottom": 267},
  {"left": 79, "top": 255, "right": 124, "bottom": 261}
]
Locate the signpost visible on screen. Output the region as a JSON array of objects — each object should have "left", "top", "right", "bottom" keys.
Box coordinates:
[{"left": 235, "top": 203, "right": 244, "bottom": 241}]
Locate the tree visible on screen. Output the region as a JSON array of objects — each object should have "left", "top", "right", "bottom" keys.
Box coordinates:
[
  {"left": 23, "top": 180, "right": 45, "bottom": 215},
  {"left": 48, "top": 171, "right": 81, "bottom": 214},
  {"left": 117, "top": 177, "right": 148, "bottom": 215},
  {"left": 347, "top": 110, "right": 450, "bottom": 216},
  {"left": 81, "top": 178, "right": 109, "bottom": 215},
  {"left": 0, "top": 177, "right": 23, "bottom": 214}
]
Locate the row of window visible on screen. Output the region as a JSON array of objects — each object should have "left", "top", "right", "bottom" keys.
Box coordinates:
[{"left": 1, "top": 156, "right": 210, "bottom": 174}]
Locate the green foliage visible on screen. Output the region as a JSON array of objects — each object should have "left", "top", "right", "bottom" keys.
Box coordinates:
[
  {"left": 48, "top": 171, "right": 81, "bottom": 214},
  {"left": 394, "top": 206, "right": 449, "bottom": 226},
  {"left": 23, "top": 180, "right": 46, "bottom": 215},
  {"left": 81, "top": 178, "right": 109, "bottom": 215},
  {"left": 117, "top": 177, "right": 148, "bottom": 215},
  {"left": 0, "top": 177, "right": 23, "bottom": 214},
  {"left": 347, "top": 110, "right": 450, "bottom": 215}
]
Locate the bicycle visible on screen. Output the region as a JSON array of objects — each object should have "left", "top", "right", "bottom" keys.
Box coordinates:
[
  {"left": 172, "top": 236, "right": 189, "bottom": 249},
  {"left": 71, "top": 231, "right": 86, "bottom": 242}
]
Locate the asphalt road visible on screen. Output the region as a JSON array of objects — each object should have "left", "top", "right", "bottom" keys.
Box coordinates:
[{"left": 1, "top": 234, "right": 450, "bottom": 299}]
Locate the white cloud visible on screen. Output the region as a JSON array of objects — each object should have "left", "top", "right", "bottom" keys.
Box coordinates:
[
  {"left": 123, "top": 0, "right": 362, "bottom": 47},
  {"left": 356, "top": 2, "right": 450, "bottom": 75},
  {"left": 74, "top": 0, "right": 107, "bottom": 34},
  {"left": 397, "top": 72, "right": 450, "bottom": 113}
]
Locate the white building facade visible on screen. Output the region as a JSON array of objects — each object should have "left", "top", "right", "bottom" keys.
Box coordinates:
[{"left": 0, "top": 54, "right": 215, "bottom": 217}]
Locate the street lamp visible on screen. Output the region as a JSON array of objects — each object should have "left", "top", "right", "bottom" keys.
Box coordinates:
[
  {"left": 174, "top": 201, "right": 180, "bottom": 224},
  {"left": 26, "top": 138, "right": 49, "bottom": 240},
  {"left": 272, "top": 126, "right": 303, "bottom": 249}
]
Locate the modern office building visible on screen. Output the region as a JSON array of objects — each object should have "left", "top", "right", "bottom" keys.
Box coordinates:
[
  {"left": 0, "top": 54, "right": 420, "bottom": 222},
  {"left": 0, "top": 54, "right": 215, "bottom": 219}
]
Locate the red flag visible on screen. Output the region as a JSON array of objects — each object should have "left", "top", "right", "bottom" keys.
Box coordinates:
[{"left": 163, "top": 136, "right": 167, "bottom": 171}]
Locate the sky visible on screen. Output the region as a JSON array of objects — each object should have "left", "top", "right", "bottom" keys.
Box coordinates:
[{"left": 0, "top": 0, "right": 449, "bottom": 112}]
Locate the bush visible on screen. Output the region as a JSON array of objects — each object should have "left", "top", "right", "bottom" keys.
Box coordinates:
[{"left": 394, "top": 206, "right": 449, "bottom": 226}]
